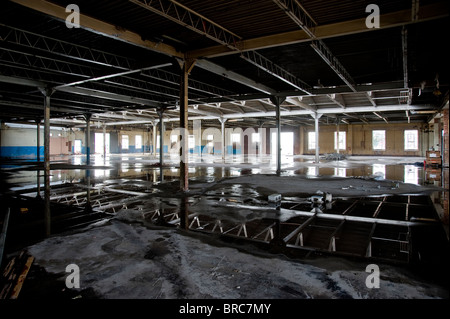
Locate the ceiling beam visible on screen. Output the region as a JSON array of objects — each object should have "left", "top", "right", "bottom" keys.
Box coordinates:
[
  {"left": 280, "top": 81, "right": 406, "bottom": 96},
  {"left": 401, "top": 26, "right": 409, "bottom": 89},
  {"left": 127, "top": 0, "right": 310, "bottom": 92},
  {"left": 240, "top": 51, "right": 312, "bottom": 94},
  {"left": 186, "top": 2, "right": 449, "bottom": 59},
  {"left": 174, "top": 104, "right": 434, "bottom": 121},
  {"left": 343, "top": 112, "right": 369, "bottom": 124},
  {"left": 366, "top": 91, "right": 377, "bottom": 107},
  {"left": 53, "top": 63, "right": 172, "bottom": 90},
  {"left": 128, "top": 0, "right": 241, "bottom": 50},
  {"left": 285, "top": 97, "right": 316, "bottom": 112},
  {"left": 10, "top": 0, "right": 183, "bottom": 59},
  {"left": 195, "top": 59, "right": 276, "bottom": 95},
  {"left": 310, "top": 40, "right": 356, "bottom": 91},
  {"left": 0, "top": 100, "right": 78, "bottom": 114},
  {"left": 272, "top": 0, "right": 356, "bottom": 91},
  {"left": 55, "top": 86, "right": 164, "bottom": 107},
  {"left": 0, "top": 23, "right": 135, "bottom": 70},
  {"left": 8, "top": 0, "right": 290, "bottom": 98},
  {"left": 0, "top": 74, "right": 45, "bottom": 88},
  {"left": 373, "top": 111, "right": 389, "bottom": 123},
  {"left": 326, "top": 93, "right": 346, "bottom": 108}
]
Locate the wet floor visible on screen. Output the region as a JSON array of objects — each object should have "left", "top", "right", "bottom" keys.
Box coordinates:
[
  {"left": 1, "top": 153, "right": 449, "bottom": 299},
  {"left": 2, "top": 152, "right": 447, "bottom": 236},
  {"left": 2, "top": 153, "right": 447, "bottom": 226},
  {"left": 0, "top": 153, "right": 441, "bottom": 189}
]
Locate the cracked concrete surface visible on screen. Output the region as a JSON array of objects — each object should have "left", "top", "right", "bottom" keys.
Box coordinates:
[{"left": 24, "top": 216, "right": 449, "bottom": 299}]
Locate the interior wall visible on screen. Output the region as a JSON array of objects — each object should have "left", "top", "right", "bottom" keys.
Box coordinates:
[
  {"left": 0, "top": 121, "right": 440, "bottom": 159},
  {"left": 443, "top": 109, "right": 449, "bottom": 168},
  {"left": 0, "top": 124, "right": 72, "bottom": 158},
  {"left": 302, "top": 123, "right": 428, "bottom": 156},
  {"left": 0, "top": 124, "right": 42, "bottom": 159}
]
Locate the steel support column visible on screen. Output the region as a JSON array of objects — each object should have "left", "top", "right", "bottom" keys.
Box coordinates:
[
  {"left": 35, "top": 119, "right": 41, "bottom": 199},
  {"left": 270, "top": 96, "right": 285, "bottom": 175},
  {"left": 179, "top": 59, "right": 196, "bottom": 192},
  {"left": 84, "top": 113, "right": 92, "bottom": 212},
  {"left": 85, "top": 113, "right": 92, "bottom": 165},
  {"left": 0, "top": 121, "right": 2, "bottom": 159},
  {"left": 312, "top": 113, "right": 322, "bottom": 163},
  {"left": 193, "top": 119, "right": 201, "bottom": 157},
  {"left": 276, "top": 104, "right": 281, "bottom": 175},
  {"left": 157, "top": 109, "right": 165, "bottom": 182},
  {"left": 102, "top": 123, "right": 106, "bottom": 162},
  {"left": 85, "top": 169, "right": 92, "bottom": 213},
  {"left": 402, "top": 26, "right": 409, "bottom": 89},
  {"left": 36, "top": 119, "right": 41, "bottom": 162},
  {"left": 151, "top": 121, "right": 157, "bottom": 156},
  {"left": 219, "top": 118, "right": 227, "bottom": 163},
  {"left": 40, "top": 88, "right": 53, "bottom": 236},
  {"left": 336, "top": 116, "right": 340, "bottom": 154},
  {"left": 179, "top": 196, "right": 190, "bottom": 230}
]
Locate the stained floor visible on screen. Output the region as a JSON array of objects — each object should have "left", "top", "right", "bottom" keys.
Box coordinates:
[{"left": 1, "top": 153, "right": 449, "bottom": 299}]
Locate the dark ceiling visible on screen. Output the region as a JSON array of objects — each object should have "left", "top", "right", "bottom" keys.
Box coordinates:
[{"left": 0, "top": 0, "right": 448, "bottom": 129}]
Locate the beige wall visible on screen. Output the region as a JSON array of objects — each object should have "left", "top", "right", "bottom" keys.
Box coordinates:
[{"left": 302, "top": 123, "right": 428, "bottom": 156}]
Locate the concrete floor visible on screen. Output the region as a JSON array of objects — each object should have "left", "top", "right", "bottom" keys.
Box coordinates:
[
  {"left": 22, "top": 219, "right": 449, "bottom": 299},
  {"left": 1, "top": 153, "right": 441, "bottom": 187},
  {"left": 1, "top": 154, "right": 449, "bottom": 300}
]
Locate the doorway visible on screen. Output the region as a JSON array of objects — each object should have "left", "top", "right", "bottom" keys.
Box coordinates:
[
  {"left": 95, "top": 132, "right": 110, "bottom": 154},
  {"left": 74, "top": 139, "right": 82, "bottom": 154},
  {"left": 271, "top": 132, "right": 294, "bottom": 156}
]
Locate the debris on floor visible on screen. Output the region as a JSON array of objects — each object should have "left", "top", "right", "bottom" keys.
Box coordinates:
[
  {"left": 22, "top": 220, "right": 449, "bottom": 299},
  {"left": 323, "top": 153, "right": 347, "bottom": 161},
  {"left": 0, "top": 250, "right": 34, "bottom": 299}
]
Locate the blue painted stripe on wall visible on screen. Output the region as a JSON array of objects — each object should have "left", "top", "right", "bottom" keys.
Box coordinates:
[
  {"left": 0, "top": 146, "right": 44, "bottom": 159},
  {"left": 155, "top": 146, "right": 168, "bottom": 153}
]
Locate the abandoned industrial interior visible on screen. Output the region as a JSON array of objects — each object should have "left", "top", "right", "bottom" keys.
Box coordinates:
[{"left": 0, "top": 0, "right": 449, "bottom": 303}]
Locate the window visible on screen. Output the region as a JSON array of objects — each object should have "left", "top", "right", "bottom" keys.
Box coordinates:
[
  {"left": 334, "top": 167, "right": 346, "bottom": 177},
  {"left": 372, "top": 130, "right": 386, "bottom": 150},
  {"left": 334, "top": 131, "right": 346, "bottom": 150},
  {"left": 121, "top": 135, "right": 129, "bottom": 149},
  {"left": 404, "top": 165, "right": 418, "bottom": 184},
  {"left": 231, "top": 133, "right": 240, "bottom": 143},
  {"left": 135, "top": 135, "right": 142, "bottom": 150},
  {"left": 74, "top": 139, "right": 82, "bottom": 154},
  {"left": 207, "top": 134, "right": 214, "bottom": 147},
  {"left": 373, "top": 164, "right": 386, "bottom": 180},
  {"left": 252, "top": 133, "right": 260, "bottom": 143},
  {"left": 404, "top": 130, "right": 418, "bottom": 150},
  {"left": 308, "top": 132, "right": 316, "bottom": 150},
  {"left": 188, "top": 135, "right": 195, "bottom": 149}
]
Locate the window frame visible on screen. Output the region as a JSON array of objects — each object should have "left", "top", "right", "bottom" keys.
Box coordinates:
[
  {"left": 334, "top": 131, "right": 346, "bottom": 150},
  {"left": 308, "top": 131, "right": 316, "bottom": 150},
  {"left": 121, "top": 135, "right": 129, "bottom": 150},
  {"left": 404, "top": 129, "right": 419, "bottom": 151},
  {"left": 135, "top": 135, "right": 142, "bottom": 150},
  {"left": 372, "top": 130, "right": 386, "bottom": 151}
]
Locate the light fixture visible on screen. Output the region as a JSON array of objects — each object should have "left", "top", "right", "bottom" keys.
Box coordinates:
[{"left": 410, "top": 110, "right": 437, "bottom": 114}]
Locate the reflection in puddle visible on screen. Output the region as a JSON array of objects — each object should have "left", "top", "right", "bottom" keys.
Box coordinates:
[
  {"left": 404, "top": 165, "right": 419, "bottom": 185},
  {"left": 0, "top": 160, "right": 431, "bottom": 187},
  {"left": 372, "top": 164, "right": 386, "bottom": 180},
  {"left": 2, "top": 155, "right": 446, "bottom": 215},
  {"left": 334, "top": 167, "right": 346, "bottom": 177}
]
